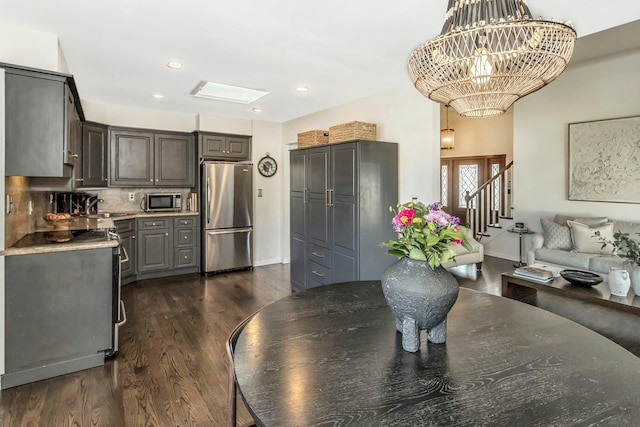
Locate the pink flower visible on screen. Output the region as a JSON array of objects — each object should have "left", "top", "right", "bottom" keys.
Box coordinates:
[
  {"left": 393, "top": 208, "right": 415, "bottom": 232},
  {"left": 452, "top": 238, "right": 462, "bottom": 245}
]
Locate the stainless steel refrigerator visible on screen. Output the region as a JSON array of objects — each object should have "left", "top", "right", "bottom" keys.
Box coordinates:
[{"left": 201, "top": 162, "right": 253, "bottom": 273}]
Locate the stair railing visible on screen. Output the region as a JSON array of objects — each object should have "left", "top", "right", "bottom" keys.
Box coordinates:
[{"left": 465, "top": 161, "right": 513, "bottom": 239}]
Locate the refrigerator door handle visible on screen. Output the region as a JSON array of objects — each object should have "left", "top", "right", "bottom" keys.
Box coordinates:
[
  {"left": 206, "top": 176, "right": 211, "bottom": 225},
  {"left": 207, "top": 228, "right": 252, "bottom": 235}
]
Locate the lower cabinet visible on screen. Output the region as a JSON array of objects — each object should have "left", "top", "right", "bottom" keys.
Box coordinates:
[
  {"left": 3, "top": 248, "right": 113, "bottom": 389},
  {"left": 137, "top": 218, "right": 172, "bottom": 273},
  {"left": 116, "top": 219, "right": 136, "bottom": 285},
  {"left": 116, "top": 215, "right": 199, "bottom": 282}
]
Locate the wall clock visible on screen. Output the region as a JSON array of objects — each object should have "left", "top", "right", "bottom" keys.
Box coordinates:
[{"left": 258, "top": 153, "right": 277, "bottom": 177}]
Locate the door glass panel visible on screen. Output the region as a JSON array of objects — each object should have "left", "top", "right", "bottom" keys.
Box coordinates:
[
  {"left": 458, "top": 165, "right": 478, "bottom": 208},
  {"left": 441, "top": 165, "right": 448, "bottom": 206},
  {"left": 491, "top": 163, "right": 501, "bottom": 209}
]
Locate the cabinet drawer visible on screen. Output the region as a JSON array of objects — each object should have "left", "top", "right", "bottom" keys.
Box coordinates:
[
  {"left": 307, "top": 261, "right": 332, "bottom": 287},
  {"left": 175, "top": 227, "right": 195, "bottom": 247},
  {"left": 138, "top": 218, "right": 169, "bottom": 229},
  {"left": 175, "top": 247, "right": 197, "bottom": 268},
  {"left": 115, "top": 219, "right": 135, "bottom": 234},
  {"left": 174, "top": 217, "right": 197, "bottom": 228},
  {"left": 308, "top": 243, "right": 332, "bottom": 268}
]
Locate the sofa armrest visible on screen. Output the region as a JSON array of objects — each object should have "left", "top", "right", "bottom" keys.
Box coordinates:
[{"left": 527, "top": 233, "right": 544, "bottom": 265}]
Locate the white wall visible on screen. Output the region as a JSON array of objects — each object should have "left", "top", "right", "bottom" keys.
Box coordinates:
[
  {"left": 251, "top": 121, "right": 285, "bottom": 265},
  {"left": 282, "top": 85, "right": 440, "bottom": 260},
  {"left": 82, "top": 99, "right": 195, "bottom": 132},
  {"left": 0, "top": 23, "right": 66, "bottom": 72},
  {"left": 485, "top": 49, "right": 640, "bottom": 260},
  {"left": 441, "top": 105, "right": 514, "bottom": 162}
]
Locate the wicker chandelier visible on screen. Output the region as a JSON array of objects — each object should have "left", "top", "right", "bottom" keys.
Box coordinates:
[{"left": 408, "top": 0, "right": 577, "bottom": 118}]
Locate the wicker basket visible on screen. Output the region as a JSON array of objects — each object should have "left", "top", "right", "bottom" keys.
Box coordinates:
[
  {"left": 297, "top": 130, "right": 329, "bottom": 147},
  {"left": 329, "top": 121, "right": 377, "bottom": 143}
]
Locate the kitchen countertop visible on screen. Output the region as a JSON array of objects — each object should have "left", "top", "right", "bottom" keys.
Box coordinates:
[{"left": 5, "top": 211, "right": 199, "bottom": 256}]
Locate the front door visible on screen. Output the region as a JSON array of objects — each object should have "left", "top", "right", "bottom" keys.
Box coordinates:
[{"left": 441, "top": 155, "right": 506, "bottom": 224}]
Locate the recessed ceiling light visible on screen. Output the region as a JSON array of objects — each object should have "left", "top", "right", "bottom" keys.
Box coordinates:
[
  {"left": 152, "top": 93, "right": 165, "bottom": 99},
  {"left": 166, "top": 61, "right": 183, "bottom": 70},
  {"left": 296, "top": 86, "right": 309, "bottom": 92},
  {"left": 252, "top": 107, "right": 263, "bottom": 113},
  {"left": 190, "top": 81, "right": 270, "bottom": 104}
]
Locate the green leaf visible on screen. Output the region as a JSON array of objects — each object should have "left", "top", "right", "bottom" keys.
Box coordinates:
[{"left": 409, "top": 248, "right": 427, "bottom": 261}]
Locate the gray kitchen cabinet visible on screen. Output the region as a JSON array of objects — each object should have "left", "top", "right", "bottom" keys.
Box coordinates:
[
  {"left": 3, "top": 248, "right": 112, "bottom": 389},
  {"left": 80, "top": 122, "right": 109, "bottom": 187},
  {"left": 2, "top": 63, "right": 84, "bottom": 177},
  {"left": 173, "top": 217, "right": 198, "bottom": 269},
  {"left": 137, "top": 218, "right": 171, "bottom": 273},
  {"left": 109, "top": 128, "right": 194, "bottom": 188},
  {"left": 290, "top": 140, "right": 398, "bottom": 292},
  {"left": 135, "top": 215, "right": 199, "bottom": 277},
  {"left": 289, "top": 150, "right": 308, "bottom": 292},
  {"left": 116, "top": 219, "right": 136, "bottom": 284},
  {"left": 197, "top": 132, "right": 251, "bottom": 160}
]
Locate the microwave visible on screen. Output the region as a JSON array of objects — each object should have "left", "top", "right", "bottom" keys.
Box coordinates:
[{"left": 145, "top": 193, "right": 182, "bottom": 212}]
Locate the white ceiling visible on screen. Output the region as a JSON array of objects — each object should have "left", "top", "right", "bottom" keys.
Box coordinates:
[{"left": 3, "top": 0, "right": 640, "bottom": 123}]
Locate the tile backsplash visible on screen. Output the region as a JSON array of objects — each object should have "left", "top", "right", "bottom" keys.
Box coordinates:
[
  {"left": 92, "top": 188, "right": 193, "bottom": 212},
  {"left": 5, "top": 177, "right": 49, "bottom": 247}
]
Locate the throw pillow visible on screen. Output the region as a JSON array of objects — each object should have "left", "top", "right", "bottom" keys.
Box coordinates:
[
  {"left": 554, "top": 214, "right": 609, "bottom": 227},
  {"left": 567, "top": 220, "right": 616, "bottom": 255},
  {"left": 540, "top": 218, "right": 572, "bottom": 250}
]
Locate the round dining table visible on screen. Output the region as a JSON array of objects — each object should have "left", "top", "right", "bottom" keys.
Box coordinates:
[{"left": 233, "top": 281, "right": 640, "bottom": 426}]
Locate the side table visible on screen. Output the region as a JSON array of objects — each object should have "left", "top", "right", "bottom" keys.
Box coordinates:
[{"left": 508, "top": 227, "right": 534, "bottom": 267}]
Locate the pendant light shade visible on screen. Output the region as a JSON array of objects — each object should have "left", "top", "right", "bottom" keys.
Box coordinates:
[
  {"left": 441, "top": 105, "right": 454, "bottom": 150},
  {"left": 409, "top": 0, "right": 577, "bottom": 118}
]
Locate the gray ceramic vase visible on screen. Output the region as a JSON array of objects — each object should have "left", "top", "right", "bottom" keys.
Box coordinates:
[{"left": 381, "top": 257, "right": 459, "bottom": 352}]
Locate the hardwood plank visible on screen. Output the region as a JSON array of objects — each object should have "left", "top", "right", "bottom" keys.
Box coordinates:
[{"left": 0, "top": 260, "right": 637, "bottom": 426}]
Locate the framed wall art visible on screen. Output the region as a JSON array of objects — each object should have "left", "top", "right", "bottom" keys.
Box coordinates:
[{"left": 568, "top": 115, "right": 640, "bottom": 203}]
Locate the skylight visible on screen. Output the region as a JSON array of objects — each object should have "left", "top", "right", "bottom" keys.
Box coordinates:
[{"left": 190, "top": 81, "right": 269, "bottom": 104}]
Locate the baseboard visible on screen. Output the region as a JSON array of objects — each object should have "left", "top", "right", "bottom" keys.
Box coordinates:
[{"left": 254, "top": 258, "right": 289, "bottom": 267}]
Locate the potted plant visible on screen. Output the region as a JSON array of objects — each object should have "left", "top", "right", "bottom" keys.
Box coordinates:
[
  {"left": 379, "top": 200, "right": 472, "bottom": 352},
  {"left": 596, "top": 230, "right": 640, "bottom": 294}
]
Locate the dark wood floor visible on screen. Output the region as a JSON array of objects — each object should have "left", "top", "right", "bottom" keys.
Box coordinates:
[{"left": 0, "top": 257, "right": 637, "bottom": 426}]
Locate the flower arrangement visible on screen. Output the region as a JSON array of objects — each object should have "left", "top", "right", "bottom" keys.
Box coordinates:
[
  {"left": 596, "top": 230, "right": 640, "bottom": 267},
  {"left": 380, "top": 200, "right": 472, "bottom": 269}
]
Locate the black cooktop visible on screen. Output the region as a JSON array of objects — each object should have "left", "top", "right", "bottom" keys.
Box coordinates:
[{"left": 11, "top": 229, "right": 110, "bottom": 248}]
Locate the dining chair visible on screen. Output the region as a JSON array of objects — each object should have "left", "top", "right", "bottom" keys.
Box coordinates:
[{"left": 226, "top": 312, "right": 258, "bottom": 427}]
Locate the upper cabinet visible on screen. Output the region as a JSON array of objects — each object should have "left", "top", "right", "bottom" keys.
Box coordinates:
[
  {"left": 197, "top": 132, "right": 251, "bottom": 160},
  {"left": 109, "top": 127, "right": 194, "bottom": 188},
  {"left": 3, "top": 63, "right": 84, "bottom": 177},
  {"left": 80, "top": 122, "right": 109, "bottom": 187}
]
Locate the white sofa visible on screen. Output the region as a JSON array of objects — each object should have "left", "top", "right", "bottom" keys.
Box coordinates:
[
  {"left": 527, "top": 214, "right": 640, "bottom": 274},
  {"left": 443, "top": 227, "right": 484, "bottom": 278}
]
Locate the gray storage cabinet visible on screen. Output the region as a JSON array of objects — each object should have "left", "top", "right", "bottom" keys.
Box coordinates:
[
  {"left": 3, "top": 63, "right": 83, "bottom": 178},
  {"left": 110, "top": 128, "right": 195, "bottom": 187},
  {"left": 81, "top": 122, "right": 109, "bottom": 187},
  {"left": 197, "top": 132, "right": 251, "bottom": 160},
  {"left": 290, "top": 140, "right": 398, "bottom": 292},
  {"left": 3, "top": 248, "right": 112, "bottom": 389}
]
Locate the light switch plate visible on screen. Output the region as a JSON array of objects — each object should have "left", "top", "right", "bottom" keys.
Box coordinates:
[{"left": 258, "top": 189, "right": 263, "bottom": 197}]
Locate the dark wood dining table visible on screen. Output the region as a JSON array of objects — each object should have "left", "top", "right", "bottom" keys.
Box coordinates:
[{"left": 233, "top": 281, "right": 640, "bottom": 426}]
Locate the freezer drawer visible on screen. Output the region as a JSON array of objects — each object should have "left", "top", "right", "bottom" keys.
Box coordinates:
[{"left": 204, "top": 228, "right": 252, "bottom": 273}]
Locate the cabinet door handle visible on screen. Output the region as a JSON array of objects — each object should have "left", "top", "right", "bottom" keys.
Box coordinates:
[
  {"left": 165, "top": 233, "right": 169, "bottom": 236},
  {"left": 155, "top": 179, "right": 159, "bottom": 182},
  {"left": 329, "top": 189, "right": 334, "bottom": 207},
  {"left": 312, "top": 270, "right": 325, "bottom": 277},
  {"left": 75, "top": 178, "right": 84, "bottom": 182},
  {"left": 132, "top": 236, "right": 136, "bottom": 239},
  {"left": 184, "top": 236, "right": 188, "bottom": 240},
  {"left": 304, "top": 188, "right": 308, "bottom": 204},
  {"left": 311, "top": 252, "right": 325, "bottom": 258},
  {"left": 326, "top": 189, "right": 330, "bottom": 207},
  {"left": 149, "top": 179, "right": 153, "bottom": 182}
]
